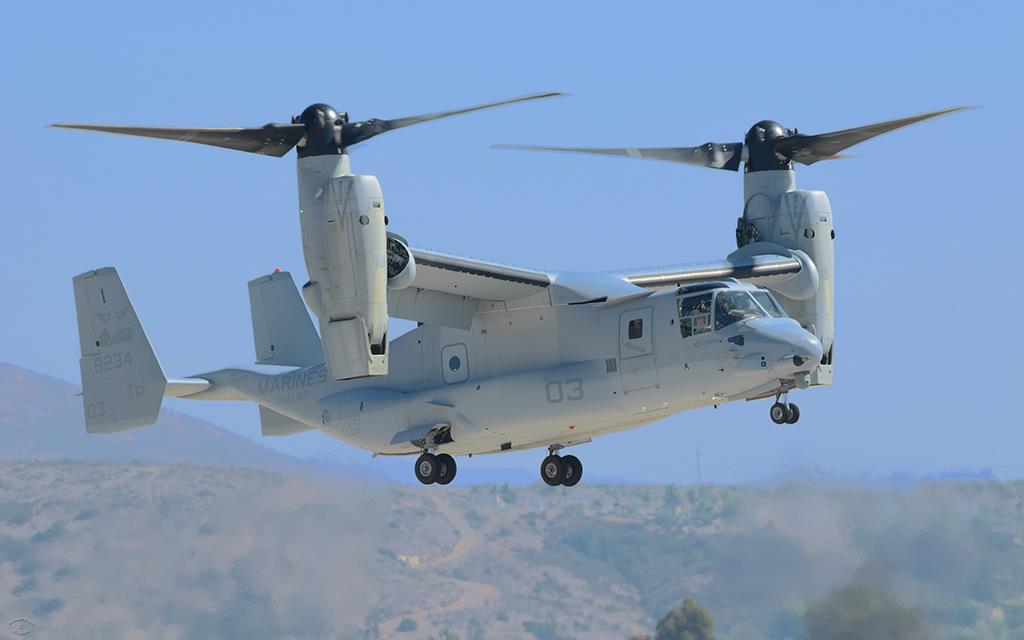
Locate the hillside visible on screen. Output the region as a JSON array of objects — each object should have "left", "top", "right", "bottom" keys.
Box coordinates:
[
  {"left": 2, "top": 461, "right": 1023, "bottom": 640},
  {"left": 0, "top": 361, "right": 300, "bottom": 470}
]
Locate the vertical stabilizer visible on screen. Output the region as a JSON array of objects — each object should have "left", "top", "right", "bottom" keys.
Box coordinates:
[
  {"left": 248, "top": 271, "right": 323, "bottom": 367},
  {"left": 73, "top": 268, "right": 167, "bottom": 433}
]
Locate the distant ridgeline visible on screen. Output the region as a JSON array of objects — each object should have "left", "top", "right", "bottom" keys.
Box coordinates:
[
  {"left": 0, "top": 361, "right": 301, "bottom": 470},
  {"left": 1, "top": 459, "right": 1022, "bottom": 640}
]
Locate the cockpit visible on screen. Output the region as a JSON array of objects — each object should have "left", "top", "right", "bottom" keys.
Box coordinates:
[{"left": 676, "top": 283, "right": 787, "bottom": 339}]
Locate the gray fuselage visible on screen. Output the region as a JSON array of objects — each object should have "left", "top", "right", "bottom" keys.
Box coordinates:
[{"left": 194, "top": 280, "right": 821, "bottom": 457}]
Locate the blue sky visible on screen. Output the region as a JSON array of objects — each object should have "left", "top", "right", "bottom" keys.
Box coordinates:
[{"left": 1, "top": 1, "right": 1021, "bottom": 484}]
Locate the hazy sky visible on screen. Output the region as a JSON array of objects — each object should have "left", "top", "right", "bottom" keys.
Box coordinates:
[{"left": 1, "top": 1, "right": 1021, "bottom": 484}]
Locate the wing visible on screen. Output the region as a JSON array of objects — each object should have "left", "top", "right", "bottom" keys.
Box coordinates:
[
  {"left": 391, "top": 248, "right": 659, "bottom": 329},
  {"left": 388, "top": 248, "right": 557, "bottom": 329},
  {"left": 391, "top": 243, "right": 813, "bottom": 328},
  {"left": 620, "top": 252, "right": 803, "bottom": 289},
  {"left": 410, "top": 247, "right": 552, "bottom": 299}
]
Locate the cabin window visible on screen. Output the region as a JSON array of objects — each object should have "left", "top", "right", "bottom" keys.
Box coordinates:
[
  {"left": 628, "top": 318, "right": 644, "bottom": 340},
  {"left": 678, "top": 293, "right": 712, "bottom": 339},
  {"left": 441, "top": 343, "right": 469, "bottom": 384}
]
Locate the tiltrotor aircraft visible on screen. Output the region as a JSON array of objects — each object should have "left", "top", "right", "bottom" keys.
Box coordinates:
[{"left": 58, "top": 96, "right": 966, "bottom": 486}]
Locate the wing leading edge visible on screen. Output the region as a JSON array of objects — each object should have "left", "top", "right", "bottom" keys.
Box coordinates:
[{"left": 621, "top": 253, "right": 802, "bottom": 289}]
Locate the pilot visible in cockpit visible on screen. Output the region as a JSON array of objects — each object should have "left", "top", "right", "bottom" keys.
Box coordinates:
[{"left": 715, "top": 291, "right": 762, "bottom": 330}]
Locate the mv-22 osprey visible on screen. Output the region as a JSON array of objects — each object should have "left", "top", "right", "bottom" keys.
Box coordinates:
[{"left": 57, "top": 96, "right": 966, "bottom": 486}]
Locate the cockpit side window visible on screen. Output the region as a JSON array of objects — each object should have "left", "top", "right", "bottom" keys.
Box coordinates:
[
  {"left": 715, "top": 291, "right": 767, "bottom": 330},
  {"left": 677, "top": 293, "right": 712, "bottom": 339},
  {"left": 751, "top": 290, "right": 786, "bottom": 318}
]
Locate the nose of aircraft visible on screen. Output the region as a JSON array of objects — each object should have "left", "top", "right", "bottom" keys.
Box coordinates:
[
  {"left": 790, "top": 336, "right": 823, "bottom": 368},
  {"left": 746, "top": 318, "right": 823, "bottom": 369}
]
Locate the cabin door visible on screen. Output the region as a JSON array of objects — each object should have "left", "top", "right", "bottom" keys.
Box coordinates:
[{"left": 619, "top": 307, "right": 658, "bottom": 392}]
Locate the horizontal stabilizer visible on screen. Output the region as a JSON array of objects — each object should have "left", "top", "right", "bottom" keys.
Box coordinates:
[
  {"left": 259, "top": 405, "right": 314, "bottom": 437},
  {"left": 73, "top": 268, "right": 167, "bottom": 433}
]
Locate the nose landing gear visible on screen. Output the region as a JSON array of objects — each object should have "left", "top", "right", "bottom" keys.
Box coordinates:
[
  {"left": 540, "top": 447, "right": 584, "bottom": 487},
  {"left": 785, "top": 403, "right": 800, "bottom": 424},
  {"left": 770, "top": 393, "right": 800, "bottom": 425}
]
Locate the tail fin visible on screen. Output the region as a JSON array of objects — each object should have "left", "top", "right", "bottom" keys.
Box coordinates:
[
  {"left": 248, "top": 271, "right": 323, "bottom": 367},
  {"left": 73, "top": 268, "right": 167, "bottom": 433}
]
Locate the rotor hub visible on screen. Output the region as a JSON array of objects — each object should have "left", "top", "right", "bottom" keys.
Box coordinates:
[
  {"left": 296, "top": 103, "right": 346, "bottom": 158},
  {"left": 744, "top": 120, "right": 794, "bottom": 173}
]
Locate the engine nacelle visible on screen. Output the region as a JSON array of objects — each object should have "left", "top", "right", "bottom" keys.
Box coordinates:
[
  {"left": 386, "top": 233, "right": 417, "bottom": 290},
  {"left": 739, "top": 170, "right": 835, "bottom": 385},
  {"left": 298, "top": 156, "right": 389, "bottom": 380}
]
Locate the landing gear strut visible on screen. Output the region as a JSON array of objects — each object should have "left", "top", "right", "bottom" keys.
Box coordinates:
[
  {"left": 540, "top": 448, "right": 584, "bottom": 487},
  {"left": 415, "top": 452, "right": 458, "bottom": 485}
]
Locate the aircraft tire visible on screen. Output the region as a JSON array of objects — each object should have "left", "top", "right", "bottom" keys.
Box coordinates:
[
  {"left": 770, "top": 402, "right": 790, "bottom": 425},
  {"left": 435, "top": 453, "right": 457, "bottom": 485},
  {"left": 785, "top": 403, "right": 800, "bottom": 424},
  {"left": 415, "top": 453, "right": 439, "bottom": 485},
  {"left": 541, "top": 455, "right": 565, "bottom": 486},
  {"left": 562, "top": 455, "right": 583, "bottom": 487}
]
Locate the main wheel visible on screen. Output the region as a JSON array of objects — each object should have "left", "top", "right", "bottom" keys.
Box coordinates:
[
  {"left": 770, "top": 402, "right": 790, "bottom": 425},
  {"left": 785, "top": 403, "right": 800, "bottom": 424},
  {"left": 435, "top": 453, "right": 457, "bottom": 485},
  {"left": 561, "top": 455, "right": 583, "bottom": 487},
  {"left": 415, "top": 453, "right": 439, "bottom": 485},
  {"left": 540, "top": 455, "right": 565, "bottom": 486}
]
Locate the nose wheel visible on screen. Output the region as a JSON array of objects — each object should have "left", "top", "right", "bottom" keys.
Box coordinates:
[
  {"left": 785, "top": 403, "right": 800, "bottom": 424},
  {"left": 770, "top": 396, "right": 800, "bottom": 425},
  {"left": 414, "top": 452, "right": 458, "bottom": 485},
  {"left": 540, "top": 452, "right": 583, "bottom": 487}
]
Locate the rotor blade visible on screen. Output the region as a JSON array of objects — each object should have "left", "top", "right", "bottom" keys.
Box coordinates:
[
  {"left": 773, "top": 106, "right": 973, "bottom": 165},
  {"left": 50, "top": 123, "right": 307, "bottom": 157},
  {"left": 340, "top": 91, "right": 563, "bottom": 147},
  {"left": 491, "top": 142, "right": 744, "bottom": 171}
]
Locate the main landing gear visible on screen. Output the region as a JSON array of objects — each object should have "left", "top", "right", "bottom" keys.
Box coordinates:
[
  {"left": 540, "top": 448, "right": 583, "bottom": 487},
  {"left": 414, "top": 452, "right": 457, "bottom": 485},
  {"left": 770, "top": 394, "right": 800, "bottom": 425}
]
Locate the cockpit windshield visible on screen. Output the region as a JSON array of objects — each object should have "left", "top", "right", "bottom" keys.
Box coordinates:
[
  {"left": 677, "top": 288, "right": 788, "bottom": 338},
  {"left": 751, "top": 290, "right": 786, "bottom": 318},
  {"left": 715, "top": 291, "right": 768, "bottom": 330},
  {"left": 716, "top": 290, "right": 765, "bottom": 329}
]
